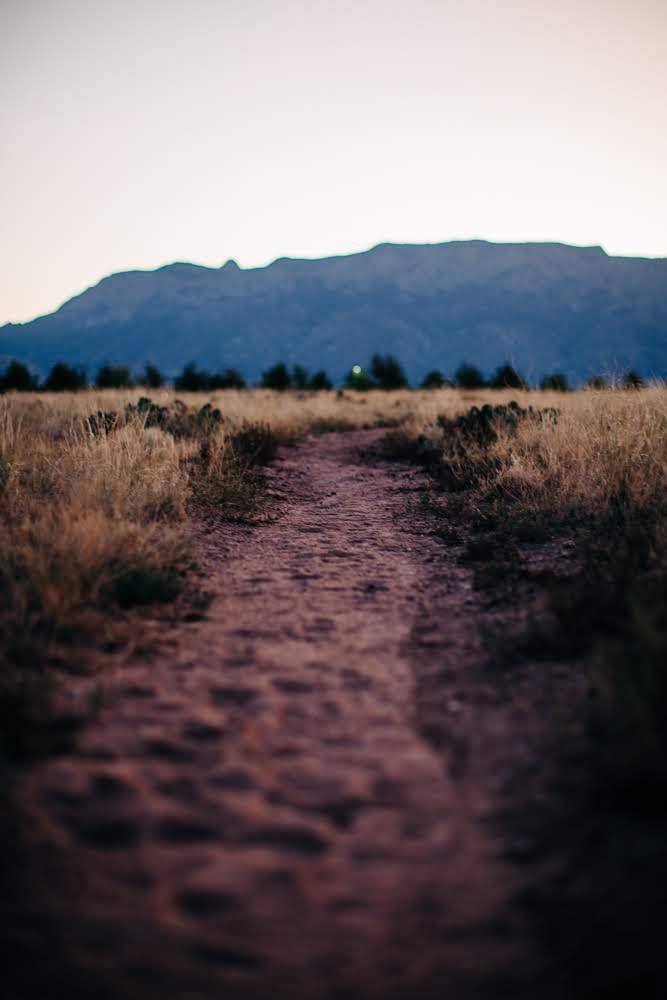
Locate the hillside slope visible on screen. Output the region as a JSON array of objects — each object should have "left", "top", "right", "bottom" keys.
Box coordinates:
[{"left": 2, "top": 241, "right": 666, "bottom": 382}]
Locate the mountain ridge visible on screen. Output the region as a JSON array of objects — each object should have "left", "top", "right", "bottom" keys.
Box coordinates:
[{"left": 2, "top": 240, "right": 666, "bottom": 383}]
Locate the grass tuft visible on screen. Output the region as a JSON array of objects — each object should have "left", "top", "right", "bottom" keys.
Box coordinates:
[
  {"left": 386, "top": 388, "right": 667, "bottom": 787},
  {"left": 111, "top": 566, "right": 184, "bottom": 608}
]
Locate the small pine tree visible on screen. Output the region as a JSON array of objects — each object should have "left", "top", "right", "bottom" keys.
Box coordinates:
[
  {"left": 539, "top": 373, "right": 570, "bottom": 392},
  {"left": 489, "top": 363, "right": 528, "bottom": 390},
  {"left": 420, "top": 370, "right": 449, "bottom": 389},
  {"left": 292, "top": 365, "right": 309, "bottom": 389},
  {"left": 309, "top": 370, "right": 332, "bottom": 390},
  {"left": 454, "top": 362, "right": 486, "bottom": 389},
  {"left": 209, "top": 368, "right": 246, "bottom": 389},
  {"left": 95, "top": 364, "right": 133, "bottom": 389},
  {"left": 140, "top": 363, "right": 163, "bottom": 389},
  {"left": 586, "top": 374, "right": 608, "bottom": 390},
  {"left": 261, "top": 362, "right": 291, "bottom": 390},
  {"left": 622, "top": 370, "right": 645, "bottom": 390},
  {"left": 0, "top": 360, "right": 38, "bottom": 392},
  {"left": 345, "top": 365, "right": 374, "bottom": 391},
  {"left": 43, "top": 362, "right": 88, "bottom": 391},
  {"left": 174, "top": 363, "right": 210, "bottom": 391},
  {"left": 369, "top": 353, "right": 409, "bottom": 389}
]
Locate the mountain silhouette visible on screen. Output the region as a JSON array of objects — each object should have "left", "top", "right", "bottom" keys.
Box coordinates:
[{"left": 2, "top": 240, "right": 666, "bottom": 382}]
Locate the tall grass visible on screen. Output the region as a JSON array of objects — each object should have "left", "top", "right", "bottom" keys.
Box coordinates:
[
  {"left": 2, "top": 385, "right": 666, "bottom": 765},
  {"left": 384, "top": 385, "right": 667, "bottom": 518},
  {"left": 4, "top": 385, "right": 665, "bottom": 663},
  {"left": 0, "top": 387, "right": 408, "bottom": 677},
  {"left": 489, "top": 387, "right": 667, "bottom": 517},
  {"left": 0, "top": 402, "right": 191, "bottom": 666},
  {"left": 386, "top": 384, "right": 667, "bottom": 785}
]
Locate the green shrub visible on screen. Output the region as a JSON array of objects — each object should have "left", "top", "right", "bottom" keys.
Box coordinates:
[
  {"left": 210, "top": 368, "right": 246, "bottom": 389},
  {"left": 229, "top": 423, "right": 279, "bottom": 466},
  {"left": 437, "top": 401, "right": 559, "bottom": 447},
  {"left": 540, "top": 373, "right": 570, "bottom": 391},
  {"left": 261, "top": 362, "right": 291, "bottom": 390},
  {"left": 191, "top": 422, "right": 277, "bottom": 518},
  {"left": 87, "top": 410, "right": 119, "bottom": 435},
  {"left": 86, "top": 398, "right": 224, "bottom": 439},
  {"left": 95, "top": 365, "right": 133, "bottom": 389},
  {"left": 384, "top": 403, "right": 560, "bottom": 492},
  {"left": 43, "top": 362, "right": 88, "bottom": 391},
  {"left": 112, "top": 566, "right": 183, "bottom": 608},
  {"left": 420, "top": 370, "right": 450, "bottom": 389},
  {"left": 175, "top": 363, "right": 209, "bottom": 391},
  {"left": 345, "top": 365, "right": 374, "bottom": 391},
  {"left": 292, "top": 365, "right": 309, "bottom": 389},
  {"left": 622, "top": 370, "right": 645, "bottom": 390},
  {"left": 0, "top": 360, "right": 38, "bottom": 392},
  {"left": 454, "top": 362, "right": 486, "bottom": 389},
  {"left": 309, "top": 370, "right": 333, "bottom": 390},
  {"left": 489, "top": 363, "right": 528, "bottom": 390},
  {"left": 139, "top": 363, "right": 164, "bottom": 389},
  {"left": 370, "top": 354, "right": 409, "bottom": 389}
]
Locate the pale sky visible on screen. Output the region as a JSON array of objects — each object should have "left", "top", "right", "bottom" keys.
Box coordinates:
[{"left": 2, "top": 0, "right": 666, "bottom": 324}]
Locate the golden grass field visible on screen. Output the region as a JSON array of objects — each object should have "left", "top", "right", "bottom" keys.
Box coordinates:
[
  {"left": 1, "top": 385, "right": 665, "bottom": 650},
  {"left": 1, "top": 384, "right": 666, "bottom": 764}
]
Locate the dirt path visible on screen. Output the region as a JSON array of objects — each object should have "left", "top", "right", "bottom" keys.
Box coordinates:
[{"left": 8, "top": 430, "right": 566, "bottom": 999}]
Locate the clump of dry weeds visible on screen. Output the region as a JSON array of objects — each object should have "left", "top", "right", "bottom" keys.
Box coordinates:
[
  {"left": 0, "top": 393, "right": 289, "bottom": 753},
  {"left": 0, "top": 385, "right": 419, "bottom": 754},
  {"left": 387, "top": 384, "right": 667, "bottom": 787}
]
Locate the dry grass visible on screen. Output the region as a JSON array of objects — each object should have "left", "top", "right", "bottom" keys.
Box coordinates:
[
  {"left": 383, "top": 385, "right": 667, "bottom": 519},
  {"left": 2, "top": 384, "right": 666, "bottom": 761},
  {"left": 0, "top": 387, "right": 408, "bottom": 677},
  {"left": 385, "top": 384, "right": 667, "bottom": 785},
  {"left": 3, "top": 384, "right": 665, "bottom": 661},
  {"left": 0, "top": 402, "right": 191, "bottom": 665}
]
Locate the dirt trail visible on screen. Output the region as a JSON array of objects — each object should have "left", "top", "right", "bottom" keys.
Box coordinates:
[{"left": 8, "top": 430, "right": 565, "bottom": 999}]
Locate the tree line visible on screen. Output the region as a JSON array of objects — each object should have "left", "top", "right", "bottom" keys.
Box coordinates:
[{"left": 0, "top": 355, "right": 648, "bottom": 393}]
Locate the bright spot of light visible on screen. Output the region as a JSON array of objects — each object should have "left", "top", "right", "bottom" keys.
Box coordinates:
[{"left": 352, "top": 365, "right": 362, "bottom": 375}]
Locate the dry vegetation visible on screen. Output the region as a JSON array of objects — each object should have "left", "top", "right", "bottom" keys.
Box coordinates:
[
  {"left": 385, "top": 384, "right": 667, "bottom": 787},
  {"left": 386, "top": 384, "right": 667, "bottom": 515},
  {"left": 0, "top": 388, "right": 412, "bottom": 754},
  {"left": 1, "top": 384, "right": 666, "bottom": 769}
]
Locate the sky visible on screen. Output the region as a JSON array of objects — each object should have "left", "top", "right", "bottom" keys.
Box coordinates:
[{"left": 1, "top": 0, "right": 666, "bottom": 324}]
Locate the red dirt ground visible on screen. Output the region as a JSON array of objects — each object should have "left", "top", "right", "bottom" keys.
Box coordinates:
[{"left": 5, "top": 430, "right": 579, "bottom": 999}]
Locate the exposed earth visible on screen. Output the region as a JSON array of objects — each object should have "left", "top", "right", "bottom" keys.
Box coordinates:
[{"left": 3, "top": 430, "right": 663, "bottom": 998}]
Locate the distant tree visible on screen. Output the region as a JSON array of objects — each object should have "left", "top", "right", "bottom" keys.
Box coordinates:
[
  {"left": 586, "top": 374, "right": 608, "bottom": 390},
  {"left": 621, "top": 369, "right": 645, "bottom": 390},
  {"left": 261, "top": 362, "right": 291, "bottom": 391},
  {"left": 539, "top": 372, "right": 570, "bottom": 392},
  {"left": 420, "top": 369, "right": 450, "bottom": 389},
  {"left": 369, "top": 353, "right": 409, "bottom": 389},
  {"left": 345, "top": 365, "right": 374, "bottom": 391},
  {"left": 0, "top": 360, "right": 38, "bottom": 392},
  {"left": 140, "top": 363, "right": 164, "bottom": 389},
  {"left": 454, "top": 362, "right": 486, "bottom": 389},
  {"left": 43, "top": 362, "right": 87, "bottom": 392},
  {"left": 291, "top": 365, "right": 309, "bottom": 389},
  {"left": 95, "top": 364, "right": 133, "bottom": 389},
  {"left": 174, "top": 363, "right": 210, "bottom": 391},
  {"left": 309, "top": 370, "right": 332, "bottom": 390},
  {"left": 489, "top": 363, "right": 528, "bottom": 390},
  {"left": 209, "top": 368, "right": 246, "bottom": 389}
]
